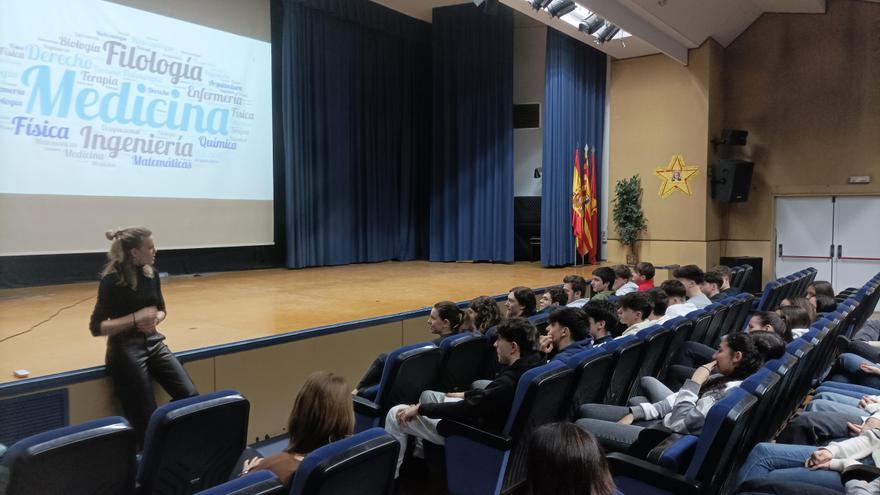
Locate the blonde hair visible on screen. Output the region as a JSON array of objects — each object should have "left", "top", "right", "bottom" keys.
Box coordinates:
[
  {"left": 101, "top": 226, "right": 154, "bottom": 289},
  {"left": 286, "top": 371, "right": 354, "bottom": 454}
]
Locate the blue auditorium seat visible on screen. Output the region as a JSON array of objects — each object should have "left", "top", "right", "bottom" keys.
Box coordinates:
[
  {"left": 137, "top": 390, "right": 250, "bottom": 495},
  {"left": 437, "top": 333, "right": 487, "bottom": 392},
  {"left": 655, "top": 317, "right": 695, "bottom": 381},
  {"left": 439, "top": 360, "right": 573, "bottom": 495},
  {"left": 602, "top": 335, "right": 645, "bottom": 405},
  {"left": 629, "top": 324, "right": 673, "bottom": 398},
  {"left": 608, "top": 387, "right": 758, "bottom": 495},
  {"left": 288, "top": 428, "right": 399, "bottom": 495},
  {"left": 564, "top": 347, "right": 614, "bottom": 419},
  {"left": 352, "top": 342, "right": 441, "bottom": 432},
  {"left": 0, "top": 416, "right": 136, "bottom": 495},
  {"left": 195, "top": 471, "right": 285, "bottom": 495}
]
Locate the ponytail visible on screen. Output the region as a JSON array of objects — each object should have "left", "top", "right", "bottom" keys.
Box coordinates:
[{"left": 101, "top": 226, "right": 153, "bottom": 289}]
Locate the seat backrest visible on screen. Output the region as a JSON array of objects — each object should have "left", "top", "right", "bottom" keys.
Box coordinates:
[
  {"left": 684, "top": 387, "right": 758, "bottom": 494},
  {"left": 629, "top": 325, "right": 672, "bottom": 398},
  {"left": 437, "top": 333, "right": 487, "bottom": 392},
  {"left": 374, "top": 343, "right": 442, "bottom": 408},
  {"left": 763, "top": 352, "right": 801, "bottom": 433},
  {"left": 688, "top": 310, "right": 714, "bottom": 345},
  {"left": 755, "top": 280, "right": 780, "bottom": 311},
  {"left": 702, "top": 303, "right": 730, "bottom": 347},
  {"left": 194, "top": 471, "right": 285, "bottom": 495},
  {"left": 1, "top": 416, "right": 136, "bottom": 495},
  {"left": 566, "top": 348, "right": 615, "bottom": 419},
  {"left": 602, "top": 336, "right": 644, "bottom": 406},
  {"left": 656, "top": 317, "right": 695, "bottom": 381},
  {"left": 736, "top": 368, "right": 783, "bottom": 460},
  {"left": 712, "top": 298, "right": 742, "bottom": 347},
  {"left": 501, "top": 360, "right": 574, "bottom": 493},
  {"left": 288, "top": 428, "right": 399, "bottom": 495},
  {"left": 734, "top": 292, "right": 756, "bottom": 331},
  {"left": 138, "top": 390, "right": 250, "bottom": 494}
]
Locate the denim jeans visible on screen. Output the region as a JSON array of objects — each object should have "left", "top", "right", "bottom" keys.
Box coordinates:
[
  {"left": 832, "top": 353, "right": 880, "bottom": 389},
  {"left": 735, "top": 442, "right": 847, "bottom": 492},
  {"left": 817, "top": 381, "right": 880, "bottom": 398},
  {"left": 806, "top": 392, "right": 867, "bottom": 417}
]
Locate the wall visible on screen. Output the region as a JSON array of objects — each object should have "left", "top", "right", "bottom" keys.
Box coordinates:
[
  {"left": 606, "top": 42, "right": 723, "bottom": 268},
  {"left": 513, "top": 23, "right": 547, "bottom": 197},
  {"left": 722, "top": 0, "right": 880, "bottom": 281}
]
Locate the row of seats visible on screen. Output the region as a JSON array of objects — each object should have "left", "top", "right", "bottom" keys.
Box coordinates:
[
  {"left": 729, "top": 264, "right": 754, "bottom": 292},
  {"left": 754, "top": 267, "right": 817, "bottom": 312},
  {"left": 609, "top": 271, "right": 880, "bottom": 495},
  {"left": 0, "top": 390, "right": 401, "bottom": 495}
]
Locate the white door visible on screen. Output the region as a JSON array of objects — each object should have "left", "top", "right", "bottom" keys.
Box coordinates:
[
  {"left": 775, "top": 197, "right": 834, "bottom": 282},
  {"left": 833, "top": 196, "right": 880, "bottom": 290}
]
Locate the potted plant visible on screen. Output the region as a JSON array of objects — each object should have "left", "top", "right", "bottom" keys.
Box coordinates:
[{"left": 612, "top": 174, "right": 647, "bottom": 265}]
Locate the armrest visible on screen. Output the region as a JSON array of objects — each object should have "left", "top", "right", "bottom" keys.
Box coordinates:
[
  {"left": 352, "top": 395, "right": 381, "bottom": 417},
  {"left": 607, "top": 452, "right": 701, "bottom": 495},
  {"left": 437, "top": 420, "right": 511, "bottom": 450}
]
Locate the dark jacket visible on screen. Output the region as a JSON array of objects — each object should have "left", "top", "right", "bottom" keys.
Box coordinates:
[{"left": 418, "top": 352, "right": 544, "bottom": 433}]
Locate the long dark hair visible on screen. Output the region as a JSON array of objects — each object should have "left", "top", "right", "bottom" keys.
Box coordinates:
[
  {"left": 527, "top": 422, "right": 616, "bottom": 495},
  {"left": 701, "top": 332, "right": 763, "bottom": 394},
  {"left": 434, "top": 301, "right": 463, "bottom": 334},
  {"left": 468, "top": 296, "right": 503, "bottom": 332},
  {"left": 510, "top": 286, "right": 537, "bottom": 317}
]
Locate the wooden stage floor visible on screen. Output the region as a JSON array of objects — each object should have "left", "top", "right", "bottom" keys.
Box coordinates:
[{"left": 0, "top": 261, "right": 599, "bottom": 382}]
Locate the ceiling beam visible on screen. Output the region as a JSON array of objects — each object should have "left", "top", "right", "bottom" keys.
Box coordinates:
[{"left": 577, "top": 0, "right": 689, "bottom": 64}]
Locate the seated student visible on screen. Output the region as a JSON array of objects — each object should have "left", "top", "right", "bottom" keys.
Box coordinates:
[
  {"left": 584, "top": 299, "right": 619, "bottom": 348},
  {"left": 780, "top": 296, "right": 817, "bottom": 322},
  {"left": 665, "top": 319, "right": 786, "bottom": 390},
  {"left": 507, "top": 286, "right": 537, "bottom": 318},
  {"left": 827, "top": 353, "right": 880, "bottom": 390},
  {"left": 814, "top": 294, "right": 838, "bottom": 314},
  {"left": 633, "top": 261, "right": 655, "bottom": 292},
  {"left": 527, "top": 422, "right": 617, "bottom": 495},
  {"left": 612, "top": 265, "right": 639, "bottom": 296},
  {"left": 576, "top": 332, "right": 764, "bottom": 453},
  {"left": 711, "top": 264, "right": 741, "bottom": 299},
  {"left": 354, "top": 301, "right": 463, "bottom": 396},
  {"left": 844, "top": 321, "right": 880, "bottom": 363},
  {"left": 384, "top": 317, "right": 543, "bottom": 477},
  {"left": 701, "top": 270, "right": 726, "bottom": 302},
  {"left": 736, "top": 412, "right": 880, "bottom": 494},
  {"left": 673, "top": 264, "right": 712, "bottom": 309},
  {"left": 808, "top": 280, "right": 836, "bottom": 300},
  {"left": 563, "top": 275, "right": 590, "bottom": 308},
  {"left": 617, "top": 292, "right": 655, "bottom": 337},
  {"left": 538, "top": 307, "right": 592, "bottom": 362},
  {"left": 590, "top": 267, "right": 616, "bottom": 302},
  {"left": 644, "top": 288, "right": 669, "bottom": 323},
  {"left": 777, "top": 304, "right": 813, "bottom": 339},
  {"left": 462, "top": 296, "right": 504, "bottom": 335},
  {"left": 538, "top": 287, "right": 568, "bottom": 314},
  {"left": 240, "top": 371, "right": 354, "bottom": 487},
  {"left": 659, "top": 280, "right": 699, "bottom": 319}
]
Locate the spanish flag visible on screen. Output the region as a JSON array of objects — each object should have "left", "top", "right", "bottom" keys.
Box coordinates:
[
  {"left": 572, "top": 148, "right": 588, "bottom": 257},
  {"left": 584, "top": 146, "right": 599, "bottom": 264}
]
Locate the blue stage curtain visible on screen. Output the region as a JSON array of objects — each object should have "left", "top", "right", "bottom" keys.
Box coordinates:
[
  {"left": 280, "top": 0, "right": 431, "bottom": 268},
  {"left": 429, "top": 4, "right": 514, "bottom": 262},
  {"left": 541, "top": 28, "right": 607, "bottom": 267}
]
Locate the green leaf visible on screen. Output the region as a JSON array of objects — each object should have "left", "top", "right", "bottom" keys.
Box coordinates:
[{"left": 611, "top": 174, "right": 647, "bottom": 247}]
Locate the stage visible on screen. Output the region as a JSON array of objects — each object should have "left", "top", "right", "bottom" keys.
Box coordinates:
[{"left": 0, "top": 260, "right": 597, "bottom": 383}]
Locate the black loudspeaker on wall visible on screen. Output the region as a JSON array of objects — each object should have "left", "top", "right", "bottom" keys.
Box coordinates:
[{"left": 712, "top": 159, "right": 754, "bottom": 202}]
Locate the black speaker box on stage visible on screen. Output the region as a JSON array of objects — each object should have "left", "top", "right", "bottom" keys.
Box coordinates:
[{"left": 712, "top": 159, "right": 754, "bottom": 202}]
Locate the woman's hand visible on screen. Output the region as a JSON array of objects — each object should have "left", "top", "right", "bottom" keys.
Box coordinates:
[
  {"left": 134, "top": 306, "right": 158, "bottom": 333},
  {"left": 859, "top": 395, "right": 879, "bottom": 409},
  {"left": 805, "top": 448, "right": 833, "bottom": 470},
  {"left": 395, "top": 404, "right": 420, "bottom": 423},
  {"left": 859, "top": 362, "right": 880, "bottom": 376},
  {"left": 446, "top": 392, "right": 465, "bottom": 399},
  {"left": 691, "top": 361, "right": 716, "bottom": 385},
  {"left": 241, "top": 457, "right": 262, "bottom": 475},
  {"left": 618, "top": 413, "right": 634, "bottom": 425}
]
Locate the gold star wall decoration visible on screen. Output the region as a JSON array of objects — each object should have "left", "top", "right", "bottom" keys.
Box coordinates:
[{"left": 655, "top": 155, "right": 699, "bottom": 198}]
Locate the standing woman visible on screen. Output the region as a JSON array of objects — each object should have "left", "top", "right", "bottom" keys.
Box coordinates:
[{"left": 89, "top": 227, "right": 198, "bottom": 446}]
